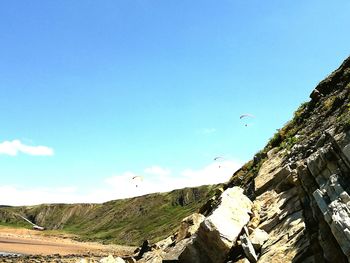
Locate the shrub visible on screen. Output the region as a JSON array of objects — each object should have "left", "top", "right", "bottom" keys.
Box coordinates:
[
  {"left": 323, "top": 96, "right": 336, "bottom": 111},
  {"left": 293, "top": 102, "right": 309, "bottom": 124}
]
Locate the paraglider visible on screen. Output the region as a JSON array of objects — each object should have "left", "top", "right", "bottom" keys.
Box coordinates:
[
  {"left": 214, "top": 156, "right": 225, "bottom": 168},
  {"left": 240, "top": 114, "right": 255, "bottom": 127},
  {"left": 131, "top": 176, "right": 143, "bottom": 188},
  {"left": 239, "top": 113, "right": 255, "bottom": 119}
]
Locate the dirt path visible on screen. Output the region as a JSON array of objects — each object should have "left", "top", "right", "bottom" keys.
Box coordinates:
[{"left": 0, "top": 227, "right": 135, "bottom": 256}]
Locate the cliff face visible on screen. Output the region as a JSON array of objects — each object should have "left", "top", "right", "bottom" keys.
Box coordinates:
[
  {"left": 241, "top": 56, "right": 350, "bottom": 263},
  {"left": 134, "top": 57, "right": 350, "bottom": 262}
]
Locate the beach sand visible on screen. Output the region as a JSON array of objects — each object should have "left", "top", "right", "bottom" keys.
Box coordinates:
[{"left": 0, "top": 226, "right": 135, "bottom": 262}]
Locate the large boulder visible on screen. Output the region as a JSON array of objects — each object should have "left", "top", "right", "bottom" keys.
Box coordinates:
[{"left": 177, "top": 187, "right": 252, "bottom": 262}]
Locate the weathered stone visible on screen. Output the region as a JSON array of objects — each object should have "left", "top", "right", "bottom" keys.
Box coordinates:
[
  {"left": 123, "top": 257, "right": 137, "bottom": 263},
  {"left": 176, "top": 213, "right": 205, "bottom": 242},
  {"left": 135, "top": 240, "right": 152, "bottom": 260},
  {"left": 247, "top": 202, "right": 261, "bottom": 229},
  {"left": 267, "top": 147, "right": 279, "bottom": 159},
  {"left": 310, "top": 88, "right": 321, "bottom": 100},
  {"left": 162, "top": 238, "right": 190, "bottom": 261},
  {"left": 172, "top": 187, "right": 252, "bottom": 263},
  {"left": 234, "top": 258, "right": 250, "bottom": 263},
  {"left": 240, "top": 234, "right": 257, "bottom": 263},
  {"left": 249, "top": 228, "right": 269, "bottom": 250},
  {"left": 343, "top": 143, "right": 350, "bottom": 162},
  {"left": 154, "top": 235, "right": 174, "bottom": 250},
  {"left": 255, "top": 158, "right": 291, "bottom": 196},
  {"left": 99, "top": 255, "right": 126, "bottom": 263}
]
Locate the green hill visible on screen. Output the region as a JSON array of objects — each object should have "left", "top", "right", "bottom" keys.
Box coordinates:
[{"left": 0, "top": 185, "right": 219, "bottom": 246}]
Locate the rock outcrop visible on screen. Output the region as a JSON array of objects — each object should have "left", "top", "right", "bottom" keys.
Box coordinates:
[{"left": 134, "top": 56, "right": 350, "bottom": 262}]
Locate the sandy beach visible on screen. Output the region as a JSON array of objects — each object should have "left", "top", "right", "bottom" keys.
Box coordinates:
[{"left": 0, "top": 226, "right": 135, "bottom": 262}]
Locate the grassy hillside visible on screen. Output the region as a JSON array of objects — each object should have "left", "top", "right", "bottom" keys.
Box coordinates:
[{"left": 0, "top": 185, "right": 219, "bottom": 246}]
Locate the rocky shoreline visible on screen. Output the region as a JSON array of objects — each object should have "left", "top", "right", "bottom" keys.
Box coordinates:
[{"left": 0, "top": 253, "right": 131, "bottom": 263}]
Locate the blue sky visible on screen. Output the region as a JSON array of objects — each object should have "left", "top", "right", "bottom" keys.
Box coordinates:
[{"left": 0, "top": 1, "right": 349, "bottom": 205}]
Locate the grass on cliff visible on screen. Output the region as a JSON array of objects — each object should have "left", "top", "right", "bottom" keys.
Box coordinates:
[{"left": 0, "top": 185, "right": 218, "bottom": 246}]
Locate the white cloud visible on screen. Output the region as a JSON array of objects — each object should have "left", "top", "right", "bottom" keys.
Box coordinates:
[
  {"left": 0, "top": 140, "right": 54, "bottom": 156},
  {"left": 104, "top": 160, "right": 241, "bottom": 198},
  {"left": 1, "top": 160, "right": 243, "bottom": 206},
  {"left": 0, "top": 185, "right": 81, "bottom": 206},
  {"left": 180, "top": 160, "right": 242, "bottom": 186},
  {"left": 144, "top": 166, "right": 171, "bottom": 177}
]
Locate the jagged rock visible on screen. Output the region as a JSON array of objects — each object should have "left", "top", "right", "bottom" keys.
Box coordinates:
[
  {"left": 254, "top": 152, "right": 291, "bottom": 195},
  {"left": 154, "top": 235, "right": 175, "bottom": 250},
  {"left": 162, "top": 237, "right": 201, "bottom": 263},
  {"left": 240, "top": 234, "right": 258, "bottom": 263},
  {"left": 247, "top": 202, "right": 261, "bottom": 229},
  {"left": 249, "top": 228, "right": 269, "bottom": 250},
  {"left": 164, "top": 187, "right": 252, "bottom": 263},
  {"left": 267, "top": 147, "right": 279, "bottom": 159},
  {"left": 304, "top": 134, "right": 350, "bottom": 260},
  {"left": 234, "top": 258, "right": 250, "bottom": 263},
  {"left": 139, "top": 251, "right": 162, "bottom": 263},
  {"left": 252, "top": 185, "right": 306, "bottom": 263},
  {"left": 123, "top": 257, "right": 137, "bottom": 263},
  {"left": 135, "top": 240, "right": 152, "bottom": 260},
  {"left": 310, "top": 88, "right": 321, "bottom": 101},
  {"left": 99, "top": 255, "right": 125, "bottom": 263},
  {"left": 176, "top": 213, "right": 205, "bottom": 242}
]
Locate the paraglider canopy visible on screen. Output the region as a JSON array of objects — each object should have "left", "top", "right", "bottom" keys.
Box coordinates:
[
  {"left": 239, "top": 113, "right": 255, "bottom": 119},
  {"left": 131, "top": 176, "right": 143, "bottom": 187},
  {"left": 240, "top": 113, "right": 255, "bottom": 127},
  {"left": 214, "top": 156, "right": 225, "bottom": 168}
]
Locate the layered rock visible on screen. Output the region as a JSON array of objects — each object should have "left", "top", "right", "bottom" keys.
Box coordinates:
[
  {"left": 134, "top": 134, "right": 350, "bottom": 262},
  {"left": 135, "top": 187, "right": 253, "bottom": 262},
  {"left": 192, "top": 187, "right": 252, "bottom": 261},
  {"left": 130, "top": 57, "right": 350, "bottom": 263}
]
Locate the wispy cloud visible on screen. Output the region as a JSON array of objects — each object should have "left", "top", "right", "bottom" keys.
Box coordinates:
[
  {"left": 1, "top": 160, "right": 243, "bottom": 205},
  {"left": 180, "top": 160, "right": 242, "bottom": 186},
  {"left": 144, "top": 166, "right": 171, "bottom": 177},
  {"left": 108, "top": 160, "right": 243, "bottom": 196},
  {"left": 0, "top": 140, "right": 54, "bottom": 156},
  {"left": 0, "top": 185, "right": 80, "bottom": 206}
]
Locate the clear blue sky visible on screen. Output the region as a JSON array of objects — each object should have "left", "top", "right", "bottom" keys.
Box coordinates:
[{"left": 0, "top": 1, "right": 349, "bottom": 204}]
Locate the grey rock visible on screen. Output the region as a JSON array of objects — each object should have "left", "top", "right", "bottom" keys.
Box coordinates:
[
  {"left": 167, "top": 187, "right": 252, "bottom": 263},
  {"left": 249, "top": 228, "right": 269, "bottom": 250},
  {"left": 240, "top": 234, "right": 258, "bottom": 263},
  {"left": 176, "top": 213, "right": 205, "bottom": 242}
]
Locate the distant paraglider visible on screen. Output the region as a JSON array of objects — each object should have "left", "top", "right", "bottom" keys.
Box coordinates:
[
  {"left": 239, "top": 113, "right": 255, "bottom": 119},
  {"left": 240, "top": 113, "right": 255, "bottom": 127},
  {"left": 214, "top": 156, "right": 225, "bottom": 168},
  {"left": 131, "top": 176, "right": 143, "bottom": 188}
]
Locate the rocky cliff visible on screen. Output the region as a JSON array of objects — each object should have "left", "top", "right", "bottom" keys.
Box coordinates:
[{"left": 132, "top": 57, "right": 350, "bottom": 262}]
